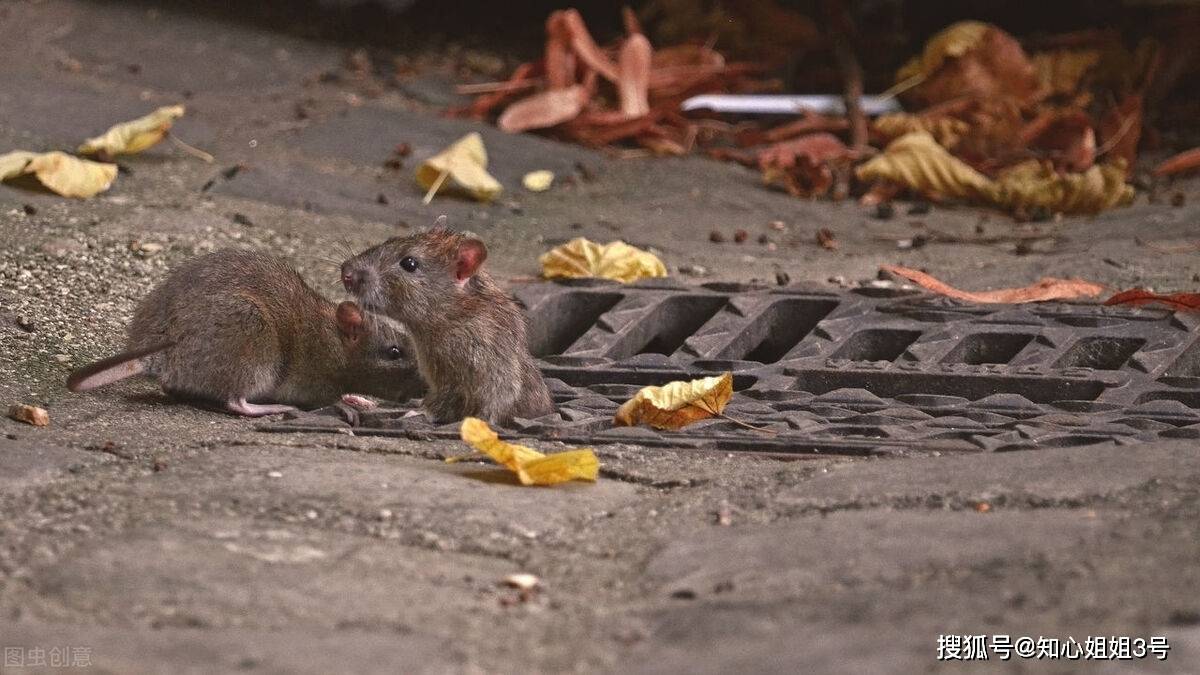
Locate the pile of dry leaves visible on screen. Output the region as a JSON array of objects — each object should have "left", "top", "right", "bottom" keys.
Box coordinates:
[{"left": 457, "top": 9, "right": 1200, "bottom": 216}]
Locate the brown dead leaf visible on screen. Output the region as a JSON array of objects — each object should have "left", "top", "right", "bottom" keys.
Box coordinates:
[
  {"left": 8, "top": 403, "right": 49, "bottom": 426},
  {"left": 614, "top": 372, "right": 733, "bottom": 430},
  {"left": 1031, "top": 49, "right": 1102, "bottom": 96},
  {"left": 617, "top": 34, "right": 652, "bottom": 118},
  {"left": 561, "top": 8, "right": 618, "bottom": 82},
  {"left": 1153, "top": 147, "right": 1200, "bottom": 178},
  {"left": 1098, "top": 94, "right": 1142, "bottom": 169},
  {"left": 897, "top": 21, "right": 1040, "bottom": 107},
  {"left": 882, "top": 265, "right": 1105, "bottom": 303},
  {"left": 1104, "top": 289, "right": 1200, "bottom": 312},
  {"left": 498, "top": 85, "right": 588, "bottom": 133},
  {"left": 758, "top": 133, "right": 854, "bottom": 198},
  {"left": 1019, "top": 109, "right": 1096, "bottom": 172}
]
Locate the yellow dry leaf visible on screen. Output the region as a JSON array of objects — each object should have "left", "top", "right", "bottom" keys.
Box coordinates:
[
  {"left": 854, "top": 132, "right": 995, "bottom": 203},
  {"left": 522, "top": 170, "right": 554, "bottom": 192},
  {"left": 994, "top": 159, "right": 1134, "bottom": 215},
  {"left": 539, "top": 237, "right": 667, "bottom": 283},
  {"left": 0, "top": 150, "right": 117, "bottom": 198},
  {"left": 78, "top": 105, "right": 186, "bottom": 156},
  {"left": 415, "top": 132, "right": 502, "bottom": 203},
  {"left": 614, "top": 372, "right": 733, "bottom": 430},
  {"left": 873, "top": 113, "right": 972, "bottom": 149},
  {"left": 1031, "top": 49, "right": 1102, "bottom": 97},
  {"left": 896, "top": 21, "right": 990, "bottom": 83},
  {"left": 455, "top": 417, "right": 598, "bottom": 486}
]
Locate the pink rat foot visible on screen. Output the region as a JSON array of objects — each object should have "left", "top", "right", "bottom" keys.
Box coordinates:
[{"left": 226, "top": 399, "right": 298, "bottom": 417}]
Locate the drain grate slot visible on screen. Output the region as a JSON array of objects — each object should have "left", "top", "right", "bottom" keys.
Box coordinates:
[
  {"left": 607, "top": 295, "right": 727, "bottom": 359},
  {"left": 942, "top": 333, "right": 1034, "bottom": 364},
  {"left": 528, "top": 292, "right": 623, "bottom": 357},
  {"left": 722, "top": 298, "right": 839, "bottom": 363},
  {"left": 1053, "top": 337, "right": 1144, "bottom": 370},
  {"left": 831, "top": 329, "right": 922, "bottom": 362}
]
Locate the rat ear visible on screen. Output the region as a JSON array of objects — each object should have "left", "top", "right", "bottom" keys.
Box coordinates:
[
  {"left": 455, "top": 238, "right": 487, "bottom": 283},
  {"left": 336, "top": 301, "right": 364, "bottom": 341}
]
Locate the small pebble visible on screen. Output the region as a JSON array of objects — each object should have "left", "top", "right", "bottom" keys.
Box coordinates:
[
  {"left": 733, "top": 229, "right": 749, "bottom": 244},
  {"left": 906, "top": 201, "right": 931, "bottom": 215},
  {"left": 1172, "top": 192, "right": 1186, "bottom": 207},
  {"left": 232, "top": 213, "right": 254, "bottom": 227},
  {"left": 267, "top": 470, "right": 283, "bottom": 479},
  {"left": 874, "top": 203, "right": 895, "bottom": 220},
  {"left": 8, "top": 404, "right": 49, "bottom": 427},
  {"left": 757, "top": 234, "right": 771, "bottom": 245},
  {"left": 775, "top": 271, "right": 790, "bottom": 286},
  {"left": 769, "top": 220, "right": 786, "bottom": 231},
  {"left": 678, "top": 264, "right": 709, "bottom": 277},
  {"left": 503, "top": 573, "right": 540, "bottom": 591},
  {"left": 709, "top": 230, "right": 725, "bottom": 243},
  {"left": 22, "top": 204, "right": 37, "bottom": 216}
]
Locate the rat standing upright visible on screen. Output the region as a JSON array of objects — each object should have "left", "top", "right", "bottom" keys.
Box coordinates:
[{"left": 340, "top": 221, "right": 554, "bottom": 425}]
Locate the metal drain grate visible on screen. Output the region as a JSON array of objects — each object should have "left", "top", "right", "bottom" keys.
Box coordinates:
[{"left": 263, "top": 279, "right": 1200, "bottom": 456}]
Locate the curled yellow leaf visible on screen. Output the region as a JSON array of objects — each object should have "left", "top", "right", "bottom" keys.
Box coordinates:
[
  {"left": 454, "top": 417, "right": 598, "bottom": 486},
  {"left": 994, "top": 159, "right": 1134, "bottom": 215},
  {"left": 540, "top": 237, "right": 667, "bottom": 283},
  {"left": 78, "top": 105, "right": 186, "bottom": 156},
  {"left": 614, "top": 372, "right": 732, "bottom": 430},
  {"left": 415, "top": 132, "right": 502, "bottom": 203},
  {"left": 897, "top": 21, "right": 991, "bottom": 83},
  {"left": 0, "top": 150, "right": 117, "bottom": 198},
  {"left": 855, "top": 132, "right": 995, "bottom": 202},
  {"left": 872, "top": 113, "right": 971, "bottom": 149}
]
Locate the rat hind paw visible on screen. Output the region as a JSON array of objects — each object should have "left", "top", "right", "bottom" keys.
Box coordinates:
[{"left": 226, "top": 399, "right": 298, "bottom": 417}]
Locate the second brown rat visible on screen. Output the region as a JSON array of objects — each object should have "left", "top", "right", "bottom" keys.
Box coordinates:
[
  {"left": 68, "top": 250, "right": 420, "bottom": 416},
  {"left": 340, "top": 224, "right": 554, "bottom": 425}
]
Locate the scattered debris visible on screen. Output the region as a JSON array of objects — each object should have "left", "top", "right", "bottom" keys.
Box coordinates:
[
  {"left": 539, "top": 237, "right": 667, "bottom": 283},
  {"left": 816, "top": 228, "right": 838, "bottom": 250},
  {"left": 503, "top": 573, "right": 540, "bottom": 591},
  {"left": 449, "top": 417, "right": 599, "bottom": 486},
  {"left": 7, "top": 403, "right": 49, "bottom": 427},
  {"left": 733, "top": 229, "right": 749, "bottom": 243},
  {"left": 522, "top": 170, "right": 555, "bottom": 192}
]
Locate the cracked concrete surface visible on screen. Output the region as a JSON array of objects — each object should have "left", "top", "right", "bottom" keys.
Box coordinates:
[{"left": 2, "top": 1, "right": 1200, "bottom": 673}]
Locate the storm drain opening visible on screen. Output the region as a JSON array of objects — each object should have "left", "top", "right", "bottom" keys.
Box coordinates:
[
  {"left": 721, "top": 298, "right": 839, "bottom": 363},
  {"left": 1053, "top": 337, "right": 1145, "bottom": 370},
  {"left": 527, "top": 291, "right": 623, "bottom": 357},
  {"left": 607, "top": 295, "right": 727, "bottom": 358},
  {"left": 266, "top": 283, "right": 1200, "bottom": 457},
  {"left": 831, "top": 329, "right": 922, "bottom": 362},
  {"left": 942, "top": 333, "right": 1035, "bottom": 364}
]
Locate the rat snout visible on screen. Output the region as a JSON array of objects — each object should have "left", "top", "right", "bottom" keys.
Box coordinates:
[{"left": 341, "top": 262, "right": 366, "bottom": 294}]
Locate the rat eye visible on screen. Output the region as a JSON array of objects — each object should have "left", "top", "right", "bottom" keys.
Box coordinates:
[
  {"left": 399, "top": 256, "right": 418, "bottom": 273},
  {"left": 386, "top": 345, "right": 404, "bottom": 360}
]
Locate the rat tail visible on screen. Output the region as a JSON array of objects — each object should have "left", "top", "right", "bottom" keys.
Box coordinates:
[{"left": 66, "top": 342, "right": 174, "bottom": 392}]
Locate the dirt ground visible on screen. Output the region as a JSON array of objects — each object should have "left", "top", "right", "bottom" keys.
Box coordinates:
[{"left": 3, "top": 2, "right": 1200, "bottom": 673}]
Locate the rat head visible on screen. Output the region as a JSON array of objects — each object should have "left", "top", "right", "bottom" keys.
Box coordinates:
[
  {"left": 333, "top": 301, "right": 422, "bottom": 401},
  {"left": 340, "top": 218, "right": 488, "bottom": 327}
]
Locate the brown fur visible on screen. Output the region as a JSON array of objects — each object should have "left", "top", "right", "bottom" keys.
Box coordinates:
[
  {"left": 72, "top": 250, "right": 419, "bottom": 410},
  {"left": 342, "top": 227, "right": 554, "bottom": 425}
]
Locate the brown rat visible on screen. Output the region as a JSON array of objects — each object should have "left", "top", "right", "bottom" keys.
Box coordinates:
[
  {"left": 67, "top": 250, "right": 420, "bottom": 416},
  {"left": 340, "top": 223, "right": 554, "bottom": 425}
]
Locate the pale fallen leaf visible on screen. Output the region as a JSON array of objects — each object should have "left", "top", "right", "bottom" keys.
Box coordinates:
[
  {"left": 614, "top": 372, "right": 733, "bottom": 430},
  {"left": 498, "top": 85, "right": 588, "bottom": 133},
  {"left": 855, "top": 132, "right": 995, "bottom": 203},
  {"left": 617, "top": 33, "right": 652, "bottom": 118},
  {"left": 78, "top": 105, "right": 186, "bottom": 156},
  {"left": 0, "top": 150, "right": 117, "bottom": 198},
  {"left": 415, "top": 132, "right": 502, "bottom": 203},
  {"left": 539, "top": 237, "right": 667, "bottom": 283},
  {"left": 522, "top": 170, "right": 554, "bottom": 192},
  {"left": 881, "top": 265, "right": 1104, "bottom": 304},
  {"left": 453, "top": 417, "right": 598, "bottom": 486},
  {"left": 993, "top": 159, "right": 1133, "bottom": 214},
  {"left": 873, "top": 112, "right": 972, "bottom": 149}
]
